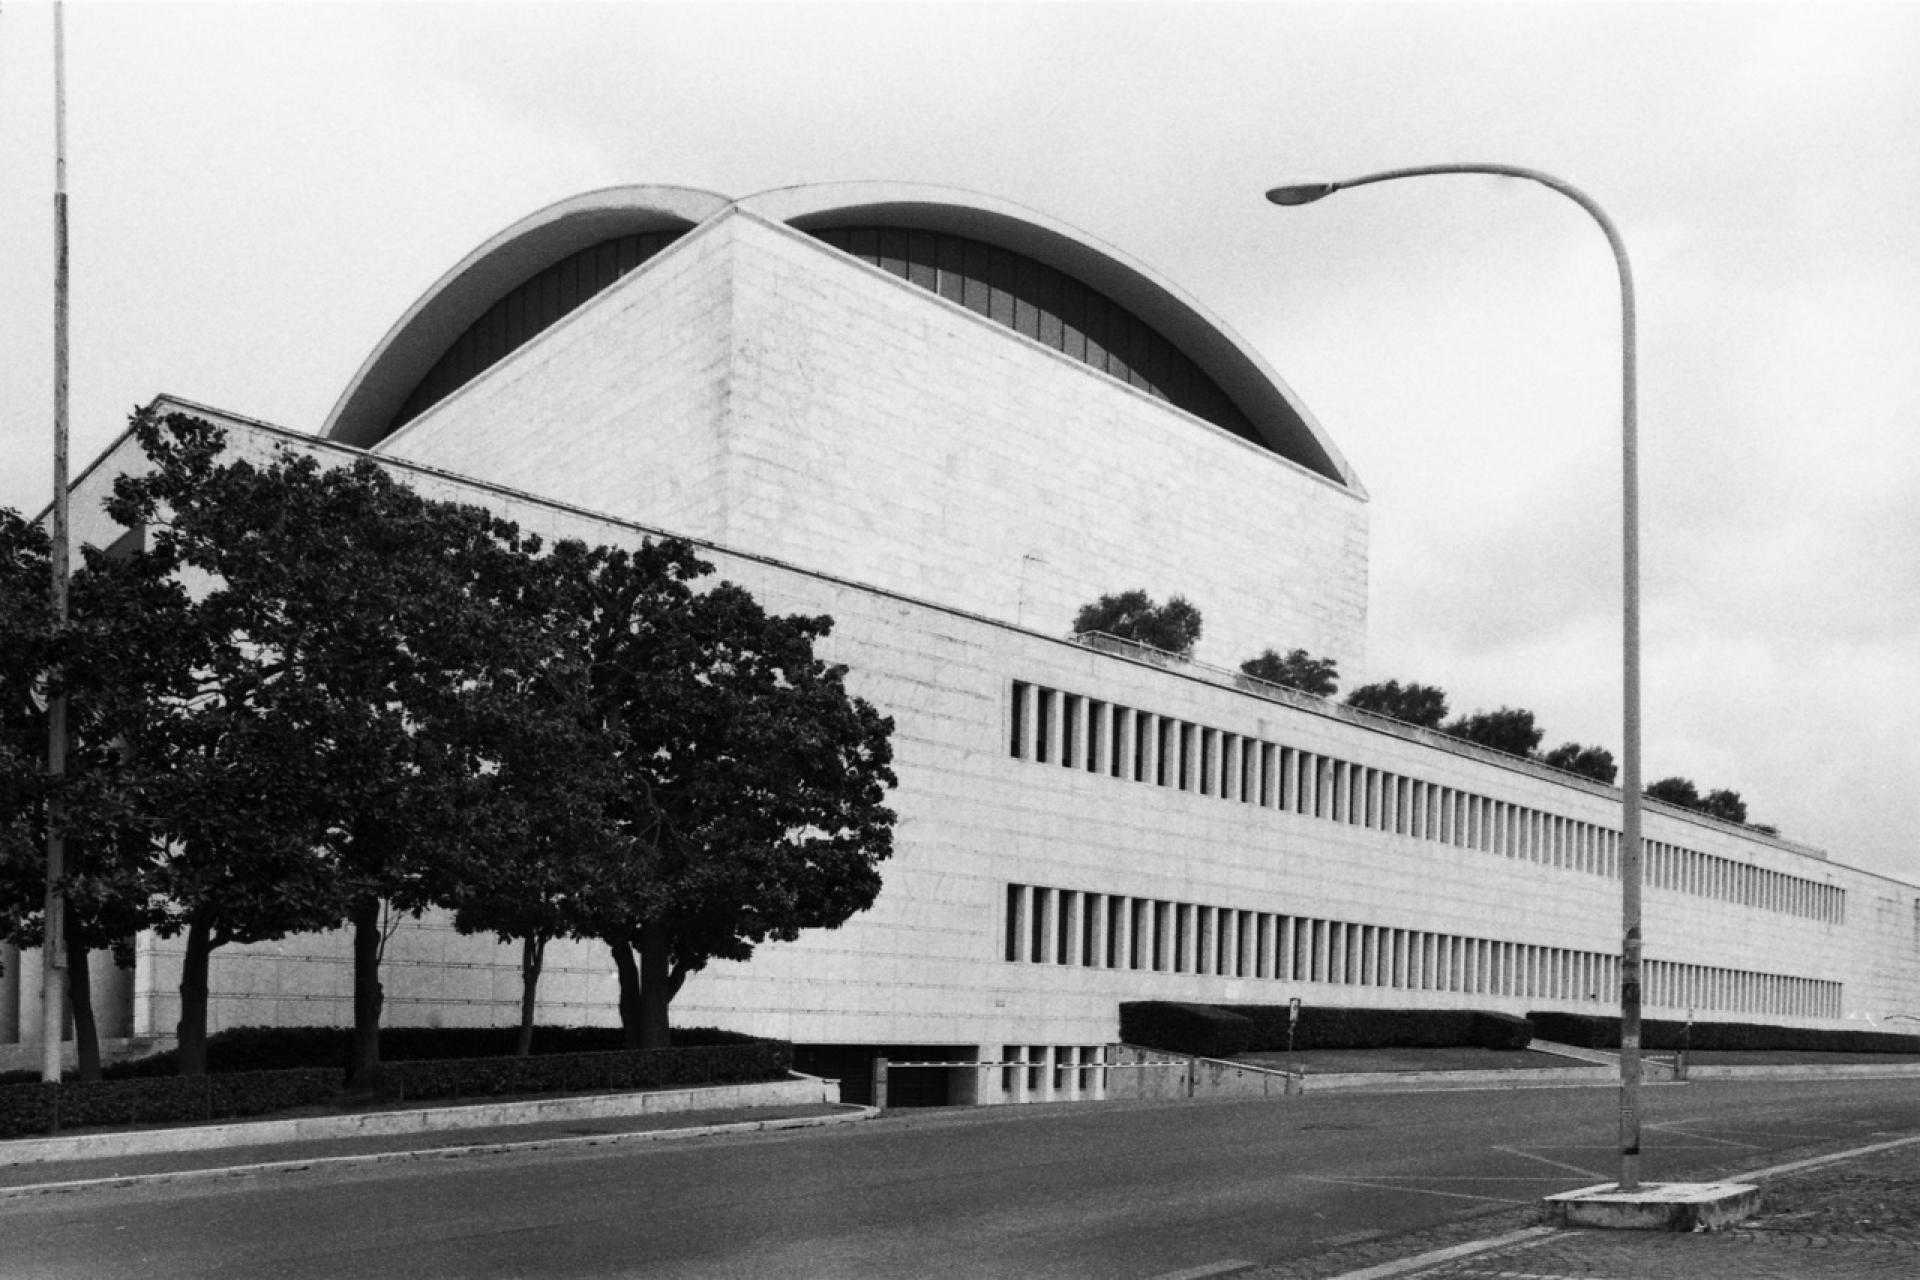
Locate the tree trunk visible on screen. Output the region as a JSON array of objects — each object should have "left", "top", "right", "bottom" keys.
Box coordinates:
[
  {"left": 349, "top": 897, "right": 384, "bottom": 1089},
  {"left": 176, "top": 918, "right": 215, "bottom": 1076},
  {"left": 515, "top": 934, "right": 545, "bottom": 1058},
  {"left": 610, "top": 938, "right": 642, "bottom": 1050},
  {"left": 635, "top": 923, "right": 673, "bottom": 1050},
  {"left": 64, "top": 929, "right": 101, "bottom": 1082}
]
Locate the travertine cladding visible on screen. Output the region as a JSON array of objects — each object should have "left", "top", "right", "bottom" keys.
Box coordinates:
[
  {"left": 374, "top": 210, "right": 1369, "bottom": 676},
  {"left": 376, "top": 223, "right": 738, "bottom": 544},
  {"left": 12, "top": 418, "right": 1913, "bottom": 1055}
]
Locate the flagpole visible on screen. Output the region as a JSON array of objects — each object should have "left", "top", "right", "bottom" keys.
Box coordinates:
[{"left": 41, "top": 0, "right": 71, "bottom": 1085}]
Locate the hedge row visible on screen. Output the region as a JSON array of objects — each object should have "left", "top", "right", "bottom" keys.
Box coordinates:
[
  {"left": 382, "top": 1040, "right": 793, "bottom": 1103},
  {"left": 0, "top": 1037, "right": 792, "bottom": 1138},
  {"left": 1119, "top": 1002, "right": 1534, "bottom": 1057},
  {"left": 0, "top": 1068, "right": 343, "bottom": 1140},
  {"left": 1527, "top": 1012, "right": 1920, "bottom": 1055},
  {"left": 90, "top": 1023, "right": 764, "bottom": 1080}
]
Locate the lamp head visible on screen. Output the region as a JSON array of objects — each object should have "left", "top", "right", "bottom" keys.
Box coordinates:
[{"left": 1265, "top": 179, "right": 1340, "bottom": 207}]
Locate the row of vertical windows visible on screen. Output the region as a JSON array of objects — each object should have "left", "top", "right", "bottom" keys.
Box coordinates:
[
  {"left": 1008, "top": 680, "right": 1844, "bottom": 925},
  {"left": 1004, "top": 882, "right": 1841, "bottom": 1020},
  {"left": 1641, "top": 958, "right": 1841, "bottom": 1021},
  {"left": 810, "top": 226, "right": 1271, "bottom": 459},
  {"left": 390, "top": 230, "right": 685, "bottom": 434},
  {"left": 1006, "top": 881, "right": 1616, "bottom": 1001}
]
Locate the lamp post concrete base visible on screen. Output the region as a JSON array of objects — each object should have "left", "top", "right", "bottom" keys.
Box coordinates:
[{"left": 1543, "top": 1181, "right": 1760, "bottom": 1231}]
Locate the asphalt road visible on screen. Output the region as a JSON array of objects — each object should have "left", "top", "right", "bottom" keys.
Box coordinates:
[{"left": 7, "top": 1078, "right": 1920, "bottom": 1280}]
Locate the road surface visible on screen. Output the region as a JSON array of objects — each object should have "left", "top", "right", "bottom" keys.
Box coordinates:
[{"left": 6, "top": 1077, "right": 1918, "bottom": 1279}]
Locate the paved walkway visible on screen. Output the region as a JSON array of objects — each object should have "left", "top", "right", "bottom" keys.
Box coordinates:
[
  {"left": 1257, "top": 1133, "right": 1920, "bottom": 1280},
  {"left": 0, "top": 1100, "right": 863, "bottom": 1197}
]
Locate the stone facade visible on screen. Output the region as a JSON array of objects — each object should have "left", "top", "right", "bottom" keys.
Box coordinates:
[{"left": 4, "top": 185, "right": 1915, "bottom": 1094}]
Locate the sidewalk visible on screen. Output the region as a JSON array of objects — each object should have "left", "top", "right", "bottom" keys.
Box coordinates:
[
  {"left": 0, "top": 1089, "right": 872, "bottom": 1199},
  {"left": 1258, "top": 1133, "right": 1920, "bottom": 1280}
]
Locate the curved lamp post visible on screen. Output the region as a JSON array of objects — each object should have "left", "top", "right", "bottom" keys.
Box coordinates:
[{"left": 1267, "top": 165, "right": 1645, "bottom": 1192}]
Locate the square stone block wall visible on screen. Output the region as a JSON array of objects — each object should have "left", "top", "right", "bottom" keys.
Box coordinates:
[{"left": 14, "top": 416, "right": 1914, "bottom": 1055}]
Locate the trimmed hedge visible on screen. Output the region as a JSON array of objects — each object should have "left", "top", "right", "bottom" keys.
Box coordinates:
[
  {"left": 1527, "top": 1012, "right": 1920, "bottom": 1055},
  {"left": 382, "top": 1040, "right": 793, "bottom": 1102},
  {"left": 0, "top": 1035, "right": 792, "bottom": 1139},
  {"left": 1119, "top": 1002, "right": 1254, "bottom": 1058},
  {"left": 0, "top": 1068, "right": 344, "bottom": 1139},
  {"left": 1122, "top": 1003, "right": 1535, "bottom": 1056},
  {"left": 88, "top": 1023, "right": 765, "bottom": 1080}
]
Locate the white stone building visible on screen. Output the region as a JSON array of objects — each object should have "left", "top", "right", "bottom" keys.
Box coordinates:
[{"left": 5, "top": 184, "right": 1917, "bottom": 1100}]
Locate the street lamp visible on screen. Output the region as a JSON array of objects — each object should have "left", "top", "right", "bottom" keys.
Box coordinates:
[{"left": 1267, "top": 164, "right": 1646, "bottom": 1192}]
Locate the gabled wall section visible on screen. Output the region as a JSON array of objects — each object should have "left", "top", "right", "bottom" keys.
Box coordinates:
[
  {"left": 717, "top": 212, "right": 1368, "bottom": 674},
  {"left": 373, "top": 216, "right": 740, "bottom": 544}
]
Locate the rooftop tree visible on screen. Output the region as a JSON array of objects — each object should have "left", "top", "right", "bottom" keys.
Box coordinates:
[
  {"left": 1071, "top": 590, "right": 1203, "bottom": 658},
  {"left": 1542, "top": 741, "right": 1618, "bottom": 785},
  {"left": 1444, "top": 707, "right": 1544, "bottom": 759},
  {"left": 1239, "top": 648, "right": 1338, "bottom": 698},
  {"left": 1343, "top": 679, "right": 1449, "bottom": 729}
]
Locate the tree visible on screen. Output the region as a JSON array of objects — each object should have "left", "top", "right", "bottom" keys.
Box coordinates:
[
  {"left": 441, "top": 554, "right": 631, "bottom": 1057},
  {"left": 1239, "top": 648, "right": 1338, "bottom": 697},
  {"left": 1344, "top": 679, "right": 1448, "bottom": 729},
  {"left": 1645, "top": 777, "right": 1751, "bottom": 825},
  {"left": 1542, "top": 742, "right": 1618, "bottom": 785},
  {"left": 0, "top": 507, "right": 199, "bottom": 1079},
  {"left": 1071, "top": 590, "right": 1203, "bottom": 657},
  {"left": 1699, "top": 789, "right": 1748, "bottom": 825},
  {"left": 1444, "top": 707, "right": 1543, "bottom": 759},
  {"left": 561, "top": 538, "right": 898, "bottom": 1049},
  {"left": 1645, "top": 776, "right": 1700, "bottom": 809},
  {"left": 107, "top": 410, "right": 549, "bottom": 1081}
]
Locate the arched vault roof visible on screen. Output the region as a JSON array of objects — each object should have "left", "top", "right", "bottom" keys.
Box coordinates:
[{"left": 322, "top": 181, "right": 1360, "bottom": 491}]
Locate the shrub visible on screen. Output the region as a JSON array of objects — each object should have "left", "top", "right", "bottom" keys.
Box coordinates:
[
  {"left": 1212, "top": 1006, "right": 1533, "bottom": 1052},
  {"left": 1526, "top": 1011, "right": 1920, "bottom": 1055},
  {"left": 1119, "top": 1002, "right": 1253, "bottom": 1058},
  {"left": 384, "top": 1041, "right": 793, "bottom": 1103},
  {"left": 1470, "top": 1011, "right": 1535, "bottom": 1050},
  {"left": 99, "top": 1023, "right": 764, "bottom": 1079},
  {"left": 0, "top": 1039, "right": 790, "bottom": 1138}
]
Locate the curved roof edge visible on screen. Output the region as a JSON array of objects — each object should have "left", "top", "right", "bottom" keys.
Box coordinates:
[
  {"left": 322, "top": 184, "right": 730, "bottom": 448},
  {"left": 738, "top": 181, "right": 1359, "bottom": 491},
  {"left": 324, "top": 181, "right": 1359, "bottom": 494}
]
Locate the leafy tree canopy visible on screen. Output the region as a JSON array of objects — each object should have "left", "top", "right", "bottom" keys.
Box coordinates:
[
  {"left": 1645, "top": 776, "right": 1700, "bottom": 809},
  {"left": 1071, "top": 590, "right": 1203, "bottom": 657},
  {"left": 1443, "top": 707, "right": 1543, "bottom": 759},
  {"left": 1240, "top": 648, "right": 1338, "bottom": 698},
  {"left": 1647, "top": 777, "right": 1749, "bottom": 825},
  {"left": 1542, "top": 741, "right": 1618, "bottom": 785},
  {"left": 1700, "top": 789, "right": 1749, "bottom": 825},
  {"left": 105, "top": 409, "right": 554, "bottom": 1079},
  {"left": 555, "top": 538, "right": 899, "bottom": 1049},
  {"left": 1344, "top": 679, "right": 1449, "bottom": 729}
]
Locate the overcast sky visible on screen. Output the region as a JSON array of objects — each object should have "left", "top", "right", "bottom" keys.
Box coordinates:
[{"left": 2, "top": 1, "right": 1915, "bottom": 884}]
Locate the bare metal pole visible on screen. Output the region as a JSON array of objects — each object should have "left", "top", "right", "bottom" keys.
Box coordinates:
[
  {"left": 1268, "top": 163, "right": 1644, "bottom": 1190},
  {"left": 41, "top": 0, "right": 71, "bottom": 1086}
]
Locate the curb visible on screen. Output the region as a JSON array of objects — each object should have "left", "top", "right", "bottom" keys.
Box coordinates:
[
  {"left": 0, "top": 1104, "right": 880, "bottom": 1200},
  {"left": 1, "top": 1074, "right": 836, "bottom": 1165}
]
